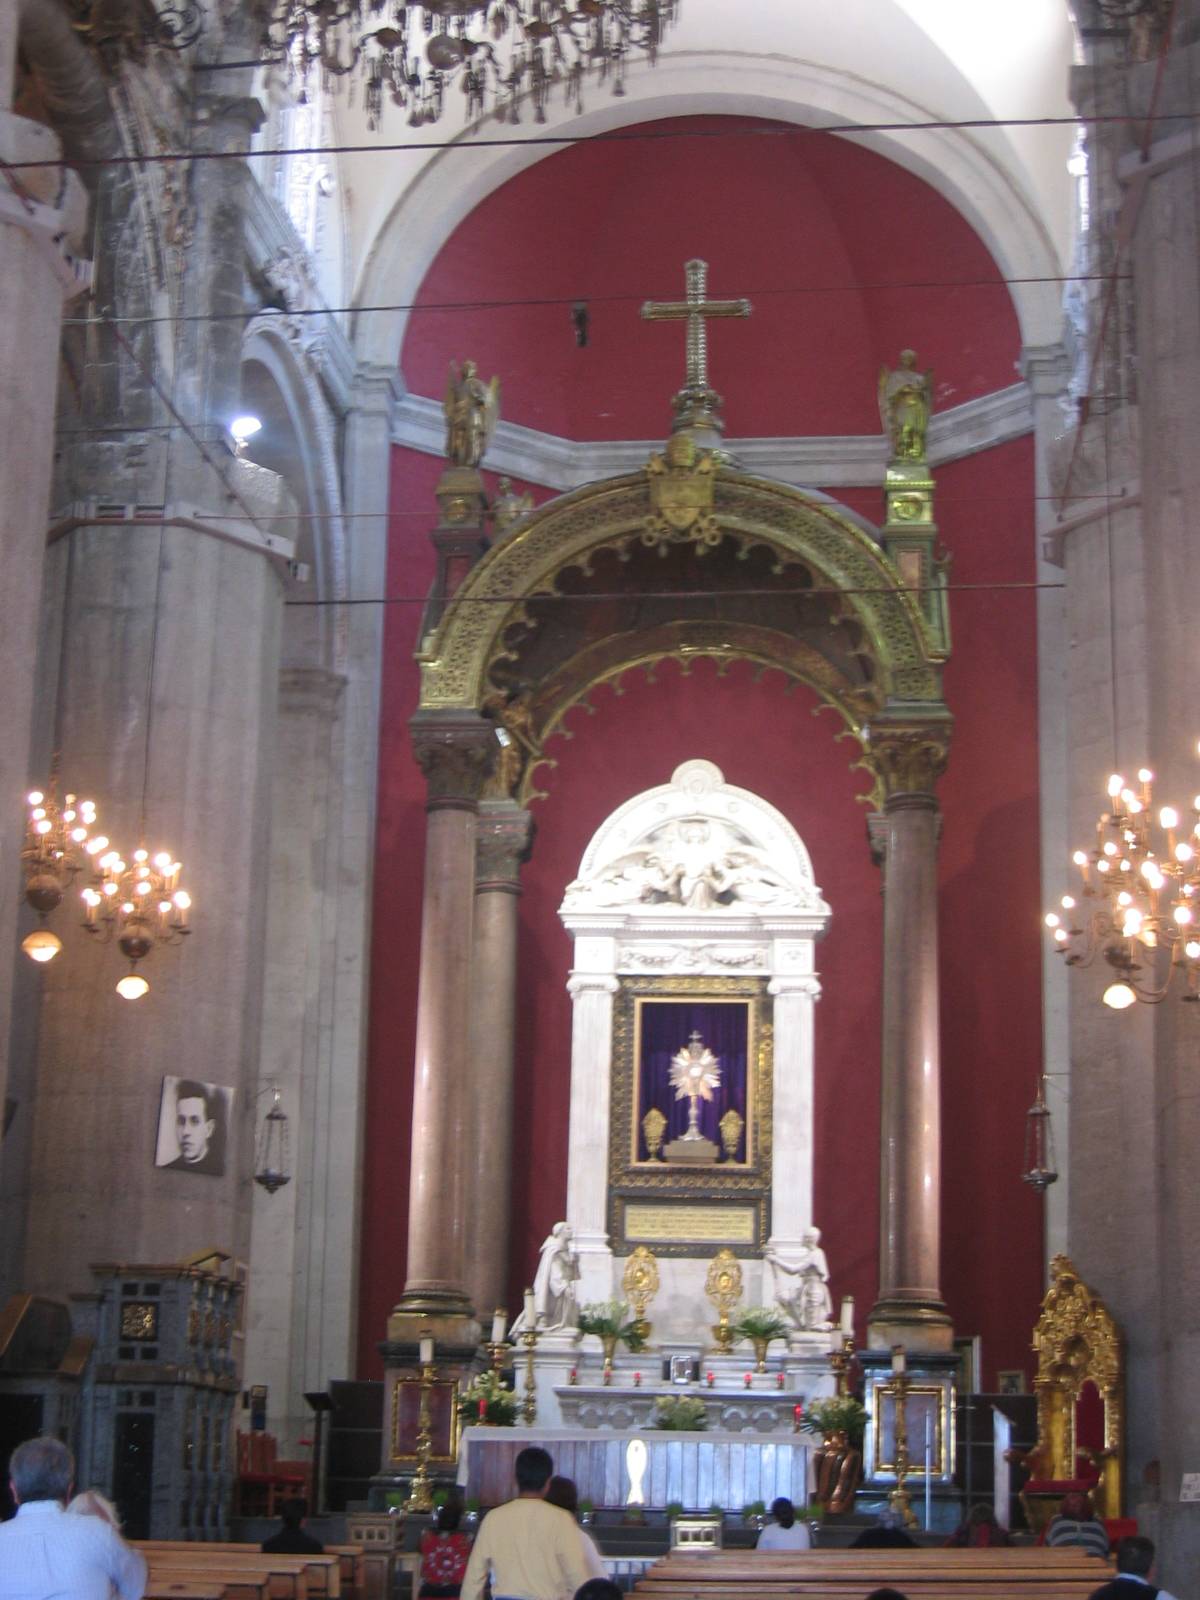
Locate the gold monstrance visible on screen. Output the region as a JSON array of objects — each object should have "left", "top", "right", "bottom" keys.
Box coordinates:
[{"left": 664, "top": 1032, "right": 721, "bottom": 1165}]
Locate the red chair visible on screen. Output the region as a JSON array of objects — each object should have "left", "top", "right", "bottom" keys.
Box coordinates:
[{"left": 234, "top": 1431, "right": 309, "bottom": 1517}]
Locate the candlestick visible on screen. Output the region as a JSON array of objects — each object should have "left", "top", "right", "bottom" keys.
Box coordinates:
[
  {"left": 891, "top": 1344, "right": 906, "bottom": 1377},
  {"left": 492, "top": 1309, "right": 507, "bottom": 1344},
  {"left": 405, "top": 1360, "right": 437, "bottom": 1512},
  {"left": 887, "top": 1368, "right": 918, "bottom": 1531},
  {"left": 520, "top": 1325, "right": 540, "bottom": 1425},
  {"left": 419, "top": 1336, "right": 434, "bottom": 1367},
  {"left": 840, "top": 1295, "right": 854, "bottom": 1336},
  {"left": 829, "top": 1332, "right": 855, "bottom": 1397},
  {"left": 523, "top": 1287, "right": 536, "bottom": 1325}
]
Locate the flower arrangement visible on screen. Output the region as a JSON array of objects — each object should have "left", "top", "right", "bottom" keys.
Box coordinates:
[
  {"left": 798, "top": 1396, "right": 867, "bottom": 1450},
  {"left": 577, "top": 1300, "right": 647, "bottom": 1353},
  {"left": 457, "top": 1368, "right": 517, "bottom": 1426},
  {"left": 730, "top": 1306, "right": 790, "bottom": 1343},
  {"left": 653, "top": 1394, "right": 709, "bottom": 1431}
]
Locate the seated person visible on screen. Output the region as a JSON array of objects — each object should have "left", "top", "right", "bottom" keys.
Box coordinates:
[
  {"left": 262, "top": 1496, "right": 324, "bottom": 1555},
  {"left": 851, "top": 1509, "right": 919, "bottom": 1549},
  {"left": 573, "top": 1584, "right": 622, "bottom": 1600},
  {"left": 1089, "top": 1534, "right": 1179, "bottom": 1600},
  {"left": 755, "top": 1497, "right": 812, "bottom": 1551},
  {"left": 1046, "top": 1490, "right": 1111, "bottom": 1559},
  {"left": 945, "top": 1502, "right": 1011, "bottom": 1548},
  {"left": 420, "top": 1495, "right": 473, "bottom": 1598}
]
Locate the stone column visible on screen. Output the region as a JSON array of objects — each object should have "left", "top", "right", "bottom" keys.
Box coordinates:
[
  {"left": 866, "top": 726, "right": 953, "bottom": 1350},
  {"left": 564, "top": 953, "right": 620, "bottom": 1306},
  {"left": 395, "top": 713, "right": 494, "bottom": 1322},
  {"left": 464, "top": 802, "right": 532, "bottom": 1319},
  {"left": 0, "top": 86, "right": 87, "bottom": 1184},
  {"left": 766, "top": 970, "right": 821, "bottom": 1254},
  {"left": 244, "top": 665, "right": 345, "bottom": 1454}
]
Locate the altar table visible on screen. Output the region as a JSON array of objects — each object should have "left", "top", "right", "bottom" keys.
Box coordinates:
[{"left": 457, "top": 1425, "right": 812, "bottom": 1510}]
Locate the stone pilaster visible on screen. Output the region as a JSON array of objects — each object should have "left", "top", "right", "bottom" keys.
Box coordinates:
[
  {"left": 864, "top": 723, "right": 953, "bottom": 1350},
  {"left": 0, "top": 102, "right": 87, "bottom": 1263},
  {"left": 465, "top": 801, "right": 532, "bottom": 1318},
  {"left": 564, "top": 964, "right": 620, "bottom": 1306},
  {"left": 766, "top": 973, "right": 821, "bottom": 1255},
  {"left": 394, "top": 713, "right": 494, "bottom": 1325}
]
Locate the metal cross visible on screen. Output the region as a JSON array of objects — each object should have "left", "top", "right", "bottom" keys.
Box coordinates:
[{"left": 640, "top": 258, "right": 752, "bottom": 394}]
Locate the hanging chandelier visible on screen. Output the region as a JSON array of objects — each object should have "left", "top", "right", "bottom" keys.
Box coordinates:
[
  {"left": 81, "top": 845, "right": 192, "bottom": 1000},
  {"left": 256, "top": 2, "right": 680, "bottom": 128},
  {"left": 1046, "top": 755, "right": 1200, "bottom": 1008},
  {"left": 1021, "top": 1076, "right": 1058, "bottom": 1192},
  {"left": 253, "top": 1086, "right": 292, "bottom": 1194},
  {"left": 20, "top": 783, "right": 100, "bottom": 963}
]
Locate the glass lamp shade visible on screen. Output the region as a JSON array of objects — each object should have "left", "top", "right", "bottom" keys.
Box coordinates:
[
  {"left": 254, "top": 1096, "right": 291, "bottom": 1194},
  {"left": 116, "top": 972, "right": 150, "bottom": 1000},
  {"left": 22, "top": 928, "right": 62, "bottom": 963},
  {"left": 1102, "top": 980, "right": 1138, "bottom": 1010}
]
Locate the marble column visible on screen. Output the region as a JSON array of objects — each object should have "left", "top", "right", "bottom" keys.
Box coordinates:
[
  {"left": 396, "top": 713, "right": 494, "bottom": 1321},
  {"left": 564, "top": 954, "right": 620, "bottom": 1306},
  {"left": 766, "top": 970, "right": 821, "bottom": 1254},
  {"left": 465, "top": 801, "right": 532, "bottom": 1319},
  {"left": 866, "top": 727, "right": 953, "bottom": 1350},
  {"left": 0, "top": 69, "right": 87, "bottom": 1183}
]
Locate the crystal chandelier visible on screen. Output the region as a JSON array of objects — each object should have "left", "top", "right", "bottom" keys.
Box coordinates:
[
  {"left": 1046, "top": 757, "right": 1200, "bottom": 1008},
  {"left": 257, "top": 2, "right": 680, "bottom": 128},
  {"left": 81, "top": 845, "right": 192, "bottom": 1001},
  {"left": 20, "top": 783, "right": 99, "bottom": 963}
]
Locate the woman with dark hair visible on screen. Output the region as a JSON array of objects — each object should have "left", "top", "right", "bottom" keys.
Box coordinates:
[
  {"left": 419, "top": 1495, "right": 472, "bottom": 1598},
  {"left": 945, "top": 1502, "right": 1011, "bottom": 1548},
  {"left": 755, "top": 1496, "right": 812, "bottom": 1551},
  {"left": 544, "top": 1475, "right": 606, "bottom": 1579}
]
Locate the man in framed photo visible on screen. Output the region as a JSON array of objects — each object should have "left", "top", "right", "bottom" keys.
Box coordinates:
[{"left": 159, "top": 1079, "right": 224, "bottom": 1175}]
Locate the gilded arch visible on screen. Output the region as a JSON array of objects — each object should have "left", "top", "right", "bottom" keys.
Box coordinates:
[{"left": 417, "top": 463, "right": 951, "bottom": 805}]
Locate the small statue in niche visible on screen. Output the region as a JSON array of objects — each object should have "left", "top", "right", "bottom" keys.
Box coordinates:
[
  {"left": 878, "top": 349, "right": 933, "bottom": 462},
  {"left": 444, "top": 358, "right": 500, "bottom": 467}
]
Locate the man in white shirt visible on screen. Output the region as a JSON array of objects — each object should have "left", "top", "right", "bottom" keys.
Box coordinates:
[
  {"left": 0, "top": 1436, "right": 147, "bottom": 1600},
  {"left": 461, "top": 1446, "right": 593, "bottom": 1600}
]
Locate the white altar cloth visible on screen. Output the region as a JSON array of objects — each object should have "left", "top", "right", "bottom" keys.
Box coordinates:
[{"left": 457, "top": 1424, "right": 812, "bottom": 1510}]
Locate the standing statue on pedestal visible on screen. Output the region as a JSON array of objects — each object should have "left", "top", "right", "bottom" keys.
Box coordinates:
[
  {"left": 878, "top": 349, "right": 932, "bottom": 461},
  {"left": 510, "top": 1221, "right": 580, "bottom": 1336},
  {"left": 766, "top": 1226, "right": 834, "bottom": 1331},
  {"left": 444, "top": 359, "right": 500, "bottom": 467}
]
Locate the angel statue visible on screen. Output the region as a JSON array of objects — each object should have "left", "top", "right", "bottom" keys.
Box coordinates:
[
  {"left": 878, "top": 349, "right": 933, "bottom": 462},
  {"left": 444, "top": 358, "right": 500, "bottom": 467},
  {"left": 669, "top": 1032, "right": 722, "bottom": 1143}
]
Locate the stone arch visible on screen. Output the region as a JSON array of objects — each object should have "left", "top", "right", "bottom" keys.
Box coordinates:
[{"left": 418, "top": 464, "right": 950, "bottom": 802}]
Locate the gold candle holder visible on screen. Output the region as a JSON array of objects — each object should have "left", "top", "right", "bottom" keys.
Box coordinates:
[
  {"left": 406, "top": 1361, "right": 437, "bottom": 1513},
  {"left": 520, "top": 1327, "right": 540, "bottom": 1425},
  {"left": 829, "top": 1333, "right": 855, "bottom": 1397},
  {"left": 888, "top": 1362, "right": 919, "bottom": 1531}
]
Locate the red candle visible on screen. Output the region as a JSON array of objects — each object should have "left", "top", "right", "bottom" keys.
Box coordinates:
[
  {"left": 634, "top": 1371, "right": 642, "bottom": 1387},
  {"left": 706, "top": 1371, "right": 714, "bottom": 1387},
  {"left": 479, "top": 1398, "right": 487, "bottom": 1421},
  {"left": 776, "top": 1372, "right": 785, "bottom": 1390},
  {"left": 794, "top": 1403, "right": 804, "bottom": 1422},
  {"left": 569, "top": 1367, "right": 578, "bottom": 1385},
  {"left": 744, "top": 1372, "right": 752, "bottom": 1388}
]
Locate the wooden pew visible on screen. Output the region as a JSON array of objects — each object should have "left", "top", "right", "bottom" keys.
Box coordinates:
[
  {"left": 137, "top": 1544, "right": 340, "bottom": 1600},
  {"left": 139, "top": 1539, "right": 363, "bottom": 1599},
  {"left": 632, "top": 1546, "right": 1111, "bottom": 1599}
]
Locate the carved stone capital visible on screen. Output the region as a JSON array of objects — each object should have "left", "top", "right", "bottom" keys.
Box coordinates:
[
  {"left": 566, "top": 973, "right": 621, "bottom": 999},
  {"left": 475, "top": 802, "right": 533, "bottom": 891},
  {"left": 862, "top": 722, "right": 950, "bottom": 801},
  {"left": 411, "top": 713, "right": 495, "bottom": 810},
  {"left": 767, "top": 975, "right": 822, "bottom": 1001}
]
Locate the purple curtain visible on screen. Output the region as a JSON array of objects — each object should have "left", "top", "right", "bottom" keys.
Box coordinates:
[{"left": 637, "top": 1001, "right": 749, "bottom": 1161}]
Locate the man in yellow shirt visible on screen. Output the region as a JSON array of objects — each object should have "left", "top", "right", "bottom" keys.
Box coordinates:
[{"left": 461, "top": 1446, "right": 595, "bottom": 1600}]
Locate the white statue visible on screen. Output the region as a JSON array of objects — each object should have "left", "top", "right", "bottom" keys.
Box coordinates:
[
  {"left": 766, "top": 1226, "right": 834, "bottom": 1331},
  {"left": 563, "top": 817, "right": 805, "bottom": 911},
  {"left": 510, "top": 1221, "right": 580, "bottom": 1336}
]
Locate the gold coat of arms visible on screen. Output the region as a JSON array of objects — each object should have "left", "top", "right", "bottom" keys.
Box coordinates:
[{"left": 643, "top": 433, "right": 719, "bottom": 550}]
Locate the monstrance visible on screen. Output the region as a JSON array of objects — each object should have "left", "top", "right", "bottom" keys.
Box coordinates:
[{"left": 664, "top": 1031, "right": 722, "bottom": 1165}]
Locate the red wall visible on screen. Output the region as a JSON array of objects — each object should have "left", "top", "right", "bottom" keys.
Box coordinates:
[{"left": 359, "top": 116, "right": 1044, "bottom": 1388}]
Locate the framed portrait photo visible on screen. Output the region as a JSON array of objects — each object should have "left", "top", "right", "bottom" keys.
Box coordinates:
[
  {"left": 155, "top": 1076, "right": 234, "bottom": 1177},
  {"left": 997, "top": 1369, "right": 1028, "bottom": 1396}
]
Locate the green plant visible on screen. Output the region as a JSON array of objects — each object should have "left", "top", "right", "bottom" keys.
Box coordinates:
[
  {"left": 654, "top": 1394, "right": 708, "bottom": 1431},
  {"left": 577, "top": 1300, "right": 647, "bottom": 1353},
  {"left": 798, "top": 1396, "right": 867, "bottom": 1451},
  {"left": 577, "top": 1497, "right": 594, "bottom": 1514},
  {"left": 742, "top": 1499, "right": 766, "bottom": 1519},
  {"left": 665, "top": 1501, "right": 685, "bottom": 1520},
  {"left": 465, "top": 1497, "right": 481, "bottom": 1514},
  {"left": 730, "top": 1306, "right": 790, "bottom": 1343},
  {"left": 798, "top": 1502, "right": 826, "bottom": 1521},
  {"left": 457, "top": 1368, "right": 518, "bottom": 1426},
  {"left": 708, "top": 1504, "right": 724, "bottom": 1519}
]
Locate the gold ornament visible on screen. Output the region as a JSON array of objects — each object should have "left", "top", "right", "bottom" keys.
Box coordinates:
[
  {"left": 641, "top": 1106, "right": 668, "bottom": 1161},
  {"left": 718, "top": 1107, "right": 744, "bottom": 1161},
  {"left": 622, "top": 1246, "right": 660, "bottom": 1343},
  {"left": 705, "top": 1248, "right": 743, "bottom": 1353}
]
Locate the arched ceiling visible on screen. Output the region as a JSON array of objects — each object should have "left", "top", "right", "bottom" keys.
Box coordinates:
[{"left": 336, "top": 2, "right": 1076, "bottom": 365}]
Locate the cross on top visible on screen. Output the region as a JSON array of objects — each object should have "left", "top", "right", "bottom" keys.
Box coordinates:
[{"left": 640, "top": 259, "right": 752, "bottom": 439}]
